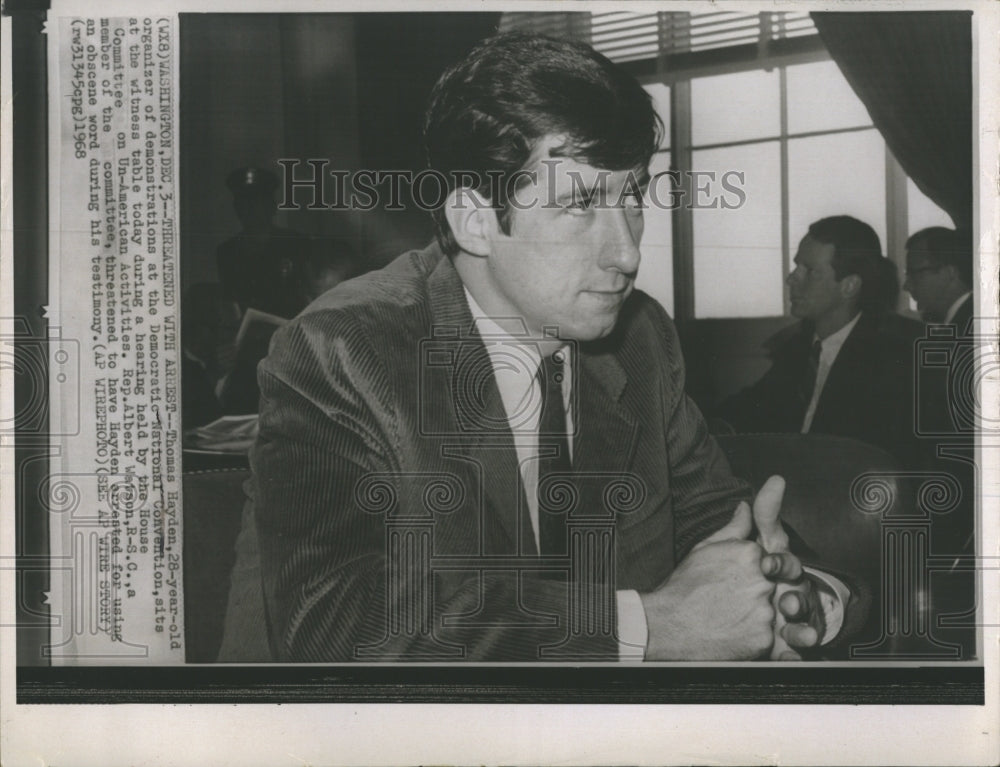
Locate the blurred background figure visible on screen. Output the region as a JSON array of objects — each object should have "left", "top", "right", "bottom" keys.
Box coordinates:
[
  {"left": 904, "top": 227, "right": 973, "bottom": 327},
  {"left": 216, "top": 167, "right": 313, "bottom": 319},
  {"left": 181, "top": 282, "right": 243, "bottom": 426},
  {"left": 904, "top": 227, "right": 976, "bottom": 659},
  {"left": 906, "top": 227, "right": 977, "bottom": 541}
]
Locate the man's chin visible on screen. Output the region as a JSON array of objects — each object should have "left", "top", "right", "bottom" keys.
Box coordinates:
[{"left": 569, "top": 316, "right": 620, "bottom": 343}]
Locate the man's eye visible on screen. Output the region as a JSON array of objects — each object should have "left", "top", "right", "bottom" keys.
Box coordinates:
[{"left": 566, "top": 196, "right": 594, "bottom": 211}]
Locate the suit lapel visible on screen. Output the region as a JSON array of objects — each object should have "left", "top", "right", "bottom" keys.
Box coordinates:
[
  {"left": 572, "top": 349, "right": 640, "bottom": 521},
  {"left": 425, "top": 252, "right": 527, "bottom": 555},
  {"left": 772, "top": 326, "right": 814, "bottom": 428},
  {"left": 952, "top": 294, "right": 973, "bottom": 335},
  {"left": 814, "top": 314, "right": 869, "bottom": 428},
  {"left": 458, "top": 342, "right": 529, "bottom": 555}
]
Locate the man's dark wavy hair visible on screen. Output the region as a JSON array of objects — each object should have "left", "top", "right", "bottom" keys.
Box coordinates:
[
  {"left": 808, "top": 215, "right": 898, "bottom": 314},
  {"left": 423, "top": 33, "right": 662, "bottom": 255}
]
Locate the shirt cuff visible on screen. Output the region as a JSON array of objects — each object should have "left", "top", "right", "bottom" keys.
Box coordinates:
[
  {"left": 803, "top": 566, "right": 850, "bottom": 644},
  {"left": 615, "top": 589, "right": 647, "bottom": 661}
]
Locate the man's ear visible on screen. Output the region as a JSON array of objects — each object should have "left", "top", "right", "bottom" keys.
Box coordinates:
[
  {"left": 940, "top": 263, "right": 961, "bottom": 286},
  {"left": 444, "top": 187, "right": 496, "bottom": 257},
  {"left": 840, "top": 273, "right": 862, "bottom": 300}
]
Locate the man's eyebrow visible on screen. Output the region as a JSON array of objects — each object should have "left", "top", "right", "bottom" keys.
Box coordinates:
[
  {"left": 552, "top": 170, "right": 650, "bottom": 203},
  {"left": 554, "top": 181, "right": 599, "bottom": 203}
]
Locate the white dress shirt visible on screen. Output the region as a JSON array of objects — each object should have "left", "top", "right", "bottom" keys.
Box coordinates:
[
  {"left": 464, "top": 288, "right": 647, "bottom": 659},
  {"left": 944, "top": 291, "right": 972, "bottom": 324}
]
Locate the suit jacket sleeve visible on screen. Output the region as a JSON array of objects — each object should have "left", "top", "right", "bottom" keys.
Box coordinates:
[
  {"left": 252, "top": 310, "right": 618, "bottom": 662},
  {"left": 646, "top": 301, "right": 754, "bottom": 560},
  {"left": 644, "top": 304, "right": 869, "bottom": 647}
]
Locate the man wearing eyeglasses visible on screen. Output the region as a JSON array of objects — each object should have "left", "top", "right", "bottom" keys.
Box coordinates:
[
  {"left": 903, "top": 227, "right": 973, "bottom": 328},
  {"left": 903, "top": 227, "right": 976, "bottom": 658}
]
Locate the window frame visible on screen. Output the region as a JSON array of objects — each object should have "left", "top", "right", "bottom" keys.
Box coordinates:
[
  {"left": 635, "top": 40, "right": 917, "bottom": 319},
  {"left": 501, "top": 9, "right": 940, "bottom": 320}
]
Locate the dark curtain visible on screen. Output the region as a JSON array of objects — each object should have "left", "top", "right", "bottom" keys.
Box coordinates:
[{"left": 811, "top": 12, "right": 972, "bottom": 230}]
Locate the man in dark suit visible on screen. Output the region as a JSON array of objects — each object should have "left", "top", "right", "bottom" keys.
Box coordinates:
[
  {"left": 250, "top": 34, "right": 853, "bottom": 663},
  {"left": 904, "top": 226, "right": 976, "bottom": 448},
  {"left": 717, "top": 216, "right": 923, "bottom": 468},
  {"left": 904, "top": 226, "right": 973, "bottom": 329},
  {"left": 904, "top": 228, "right": 976, "bottom": 657}
]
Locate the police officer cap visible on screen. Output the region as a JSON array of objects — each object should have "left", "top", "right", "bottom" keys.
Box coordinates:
[{"left": 226, "top": 167, "right": 279, "bottom": 196}]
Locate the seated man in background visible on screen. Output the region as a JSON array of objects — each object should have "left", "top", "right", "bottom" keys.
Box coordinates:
[
  {"left": 248, "top": 34, "right": 861, "bottom": 663},
  {"left": 903, "top": 226, "right": 977, "bottom": 656},
  {"left": 904, "top": 226, "right": 976, "bottom": 448},
  {"left": 904, "top": 226, "right": 973, "bottom": 328},
  {"left": 905, "top": 228, "right": 977, "bottom": 539},
  {"left": 716, "top": 216, "right": 922, "bottom": 468}
]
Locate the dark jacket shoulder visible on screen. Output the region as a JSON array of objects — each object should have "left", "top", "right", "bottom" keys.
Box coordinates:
[{"left": 765, "top": 311, "right": 921, "bottom": 360}]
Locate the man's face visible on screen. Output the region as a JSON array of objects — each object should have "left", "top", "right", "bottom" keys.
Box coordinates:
[
  {"left": 479, "top": 136, "right": 645, "bottom": 342},
  {"left": 786, "top": 234, "right": 849, "bottom": 322},
  {"left": 903, "top": 241, "right": 948, "bottom": 321}
]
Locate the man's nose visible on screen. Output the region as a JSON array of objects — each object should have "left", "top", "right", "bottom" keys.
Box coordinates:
[{"left": 600, "top": 207, "right": 641, "bottom": 274}]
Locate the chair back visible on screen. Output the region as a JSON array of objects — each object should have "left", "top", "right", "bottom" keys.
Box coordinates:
[{"left": 715, "top": 433, "right": 906, "bottom": 598}]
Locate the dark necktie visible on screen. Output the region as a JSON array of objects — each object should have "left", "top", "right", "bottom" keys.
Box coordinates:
[
  {"left": 537, "top": 352, "right": 571, "bottom": 555},
  {"left": 800, "top": 339, "right": 822, "bottom": 414}
]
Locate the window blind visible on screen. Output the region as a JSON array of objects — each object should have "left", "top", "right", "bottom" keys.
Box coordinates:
[{"left": 499, "top": 10, "right": 818, "bottom": 63}]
